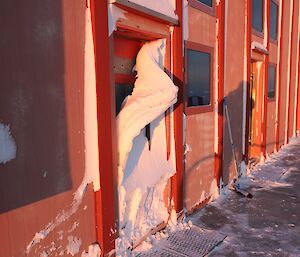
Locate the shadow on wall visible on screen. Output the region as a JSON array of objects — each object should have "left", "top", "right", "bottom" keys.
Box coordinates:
[
  {"left": 0, "top": 0, "right": 73, "bottom": 213},
  {"left": 222, "top": 81, "right": 245, "bottom": 185}
]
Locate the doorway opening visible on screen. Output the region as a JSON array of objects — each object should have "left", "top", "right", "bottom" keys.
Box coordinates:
[{"left": 248, "top": 60, "right": 264, "bottom": 163}]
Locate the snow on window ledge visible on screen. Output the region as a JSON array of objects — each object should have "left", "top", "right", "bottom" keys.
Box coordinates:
[
  {"left": 251, "top": 41, "right": 269, "bottom": 55},
  {"left": 110, "top": 0, "right": 178, "bottom": 25}
]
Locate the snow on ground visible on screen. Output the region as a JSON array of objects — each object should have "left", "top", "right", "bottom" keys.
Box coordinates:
[
  {"left": 136, "top": 137, "right": 300, "bottom": 256},
  {"left": 189, "top": 136, "right": 300, "bottom": 256}
]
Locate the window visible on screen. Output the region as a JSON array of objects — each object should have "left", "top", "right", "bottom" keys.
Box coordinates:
[
  {"left": 187, "top": 48, "right": 212, "bottom": 107},
  {"left": 252, "top": 0, "right": 264, "bottom": 33},
  {"left": 197, "top": 0, "right": 212, "bottom": 7},
  {"left": 270, "top": 0, "right": 278, "bottom": 41},
  {"left": 115, "top": 84, "right": 133, "bottom": 115},
  {"left": 268, "top": 64, "right": 276, "bottom": 98}
]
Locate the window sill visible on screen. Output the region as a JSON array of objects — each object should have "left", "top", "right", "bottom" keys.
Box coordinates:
[
  {"left": 188, "top": 0, "right": 215, "bottom": 17},
  {"left": 267, "top": 97, "right": 276, "bottom": 102},
  {"left": 252, "top": 28, "right": 264, "bottom": 39},
  {"left": 185, "top": 104, "right": 214, "bottom": 115},
  {"left": 269, "top": 38, "right": 278, "bottom": 45}
]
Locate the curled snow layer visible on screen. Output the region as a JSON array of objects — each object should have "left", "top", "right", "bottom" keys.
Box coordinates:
[
  {"left": 117, "top": 39, "right": 178, "bottom": 183},
  {"left": 0, "top": 122, "right": 16, "bottom": 164},
  {"left": 116, "top": 39, "right": 178, "bottom": 254}
]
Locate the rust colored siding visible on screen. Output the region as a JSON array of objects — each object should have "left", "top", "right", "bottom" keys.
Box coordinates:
[
  {"left": 184, "top": 5, "right": 216, "bottom": 210},
  {"left": 266, "top": 43, "right": 278, "bottom": 154},
  {"left": 266, "top": 101, "right": 277, "bottom": 153},
  {"left": 223, "top": 1, "right": 246, "bottom": 183},
  {"left": 185, "top": 112, "right": 215, "bottom": 210},
  {"left": 0, "top": 1, "right": 96, "bottom": 256}
]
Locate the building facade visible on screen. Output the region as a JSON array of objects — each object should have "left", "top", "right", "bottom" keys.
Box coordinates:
[{"left": 0, "top": 0, "right": 300, "bottom": 256}]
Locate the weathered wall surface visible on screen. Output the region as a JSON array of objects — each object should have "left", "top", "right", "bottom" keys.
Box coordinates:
[
  {"left": 0, "top": 1, "right": 96, "bottom": 256},
  {"left": 223, "top": 0, "right": 245, "bottom": 183}
]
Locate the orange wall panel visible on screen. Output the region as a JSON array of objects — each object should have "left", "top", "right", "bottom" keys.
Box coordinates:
[
  {"left": 266, "top": 101, "right": 276, "bottom": 153},
  {"left": 188, "top": 6, "right": 216, "bottom": 47},
  {"left": 269, "top": 42, "right": 278, "bottom": 64},
  {"left": 185, "top": 112, "right": 215, "bottom": 211},
  {"left": 0, "top": 2, "right": 96, "bottom": 256},
  {"left": 252, "top": 34, "right": 264, "bottom": 44}
]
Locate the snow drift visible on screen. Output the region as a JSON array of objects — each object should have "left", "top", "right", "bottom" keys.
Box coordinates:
[{"left": 116, "top": 39, "right": 178, "bottom": 252}]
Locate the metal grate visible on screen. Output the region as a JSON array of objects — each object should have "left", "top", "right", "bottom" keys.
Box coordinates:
[{"left": 136, "top": 225, "right": 226, "bottom": 257}]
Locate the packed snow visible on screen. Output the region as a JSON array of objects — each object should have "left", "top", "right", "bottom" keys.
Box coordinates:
[
  {"left": 108, "top": 3, "right": 126, "bottom": 35},
  {"left": 251, "top": 41, "right": 268, "bottom": 54},
  {"left": 116, "top": 39, "right": 178, "bottom": 255},
  {"left": 0, "top": 122, "right": 16, "bottom": 164},
  {"left": 81, "top": 244, "right": 101, "bottom": 257}
]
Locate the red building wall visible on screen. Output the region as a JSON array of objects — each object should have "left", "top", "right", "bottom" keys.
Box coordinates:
[{"left": 0, "top": 1, "right": 97, "bottom": 256}]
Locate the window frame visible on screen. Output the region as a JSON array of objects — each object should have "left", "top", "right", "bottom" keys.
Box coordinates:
[
  {"left": 269, "top": 0, "right": 279, "bottom": 44},
  {"left": 188, "top": 0, "right": 215, "bottom": 16},
  {"left": 267, "top": 62, "right": 277, "bottom": 101},
  {"left": 252, "top": 0, "right": 265, "bottom": 38},
  {"left": 185, "top": 41, "right": 214, "bottom": 115}
]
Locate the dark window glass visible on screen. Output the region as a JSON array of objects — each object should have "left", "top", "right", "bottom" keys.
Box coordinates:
[
  {"left": 197, "top": 0, "right": 213, "bottom": 7},
  {"left": 268, "top": 65, "right": 276, "bottom": 98},
  {"left": 187, "top": 49, "right": 211, "bottom": 107},
  {"left": 115, "top": 84, "right": 133, "bottom": 115},
  {"left": 252, "top": 0, "right": 263, "bottom": 32},
  {"left": 270, "top": 0, "right": 278, "bottom": 40}
]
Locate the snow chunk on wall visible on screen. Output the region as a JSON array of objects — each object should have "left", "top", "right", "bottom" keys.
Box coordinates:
[
  {"left": 81, "top": 244, "right": 101, "bottom": 257},
  {"left": 251, "top": 41, "right": 268, "bottom": 54},
  {"left": 66, "top": 236, "right": 82, "bottom": 256},
  {"left": 0, "top": 122, "right": 16, "bottom": 164}
]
